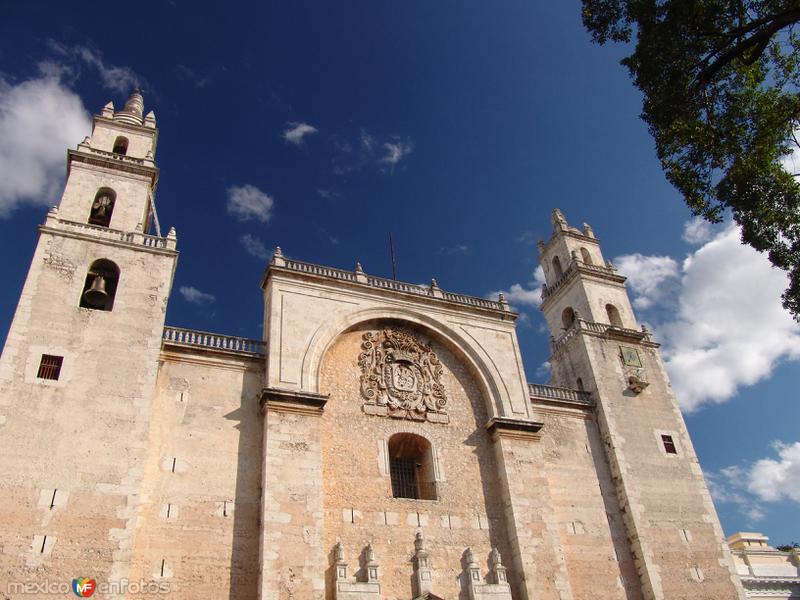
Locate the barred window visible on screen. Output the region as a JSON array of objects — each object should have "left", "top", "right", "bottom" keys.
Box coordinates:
[
  {"left": 388, "top": 433, "right": 437, "bottom": 500},
  {"left": 661, "top": 434, "right": 677, "bottom": 454},
  {"left": 37, "top": 355, "right": 63, "bottom": 381}
]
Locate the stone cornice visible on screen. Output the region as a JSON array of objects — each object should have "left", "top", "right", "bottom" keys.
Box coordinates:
[
  {"left": 486, "top": 416, "right": 544, "bottom": 442},
  {"left": 68, "top": 148, "right": 159, "bottom": 187},
  {"left": 260, "top": 387, "right": 329, "bottom": 416},
  {"left": 39, "top": 216, "right": 177, "bottom": 256}
]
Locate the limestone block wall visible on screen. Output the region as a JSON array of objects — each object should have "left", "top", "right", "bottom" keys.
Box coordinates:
[
  {"left": 533, "top": 405, "right": 642, "bottom": 600},
  {"left": 0, "top": 229, "right": 176, "bottom": 595},
  {"left": 318, "top": 323, "right": 514, "bottom": 600},
  {"left": 90, "top": 117, "right": 157, "bottom": 159},
  {"left": 59, "top": 162, "right": 154, "bottom": 233},
  {"left": 126, "top": 348, "right": 263, "bottom": 600},
  {"left": 564, "top": 332, "right": 746, "bottom": 600}
]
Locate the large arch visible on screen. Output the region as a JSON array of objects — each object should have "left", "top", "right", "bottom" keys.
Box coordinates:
[{"left": 299, "top": 306, "right": 512, "bottom": 418}]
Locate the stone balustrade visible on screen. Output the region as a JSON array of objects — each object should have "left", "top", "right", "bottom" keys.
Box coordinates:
[
  {"left": 162, "top": 326, "right": 266, "bottom": 356},
  {"left": 541, "top": 259, "right": 621, "bottom": 301},
  {"left": 44, "top": 217, "right": 176, "bottom": 250},
  {"left": 84, "top": 146, "right": 148, "bottom": 166},
  {"left": 275, "top": 256, "right": 507, "bottom": 312},
  {"left": 551, "top": 318, "right": 652, "bottom": 353},
  {"left": 528, "top": 383, "right": 592, "bottom": 405}
]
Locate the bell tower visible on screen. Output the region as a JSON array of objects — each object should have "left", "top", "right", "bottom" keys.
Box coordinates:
[
  {"left": 539, "top": 209, "right": 745, "bottom": 600},
  {"left": 0, "top": 91, "right": 178, "bottom": 586}
]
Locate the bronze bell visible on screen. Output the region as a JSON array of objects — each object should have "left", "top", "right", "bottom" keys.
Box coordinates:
[{"left": 82, "top": 274, "right": 108, "bottom": 307}]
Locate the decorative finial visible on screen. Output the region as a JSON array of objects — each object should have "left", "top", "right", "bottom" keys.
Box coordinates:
[
  {"left": 551, "top": 208, "right": 568, "bottom": 232},
  {"left": 366, "top": 543, "right": 375, "bottom": 563},
  {"left": 114, "top": 89, "right": 145, "bottom": 125},
  {"left": 275, "top": 246, "right": 283, "bottom": 256},
  {"left": 430, "top": 278, "right": 439, "bottom": 289},
  {"left": 490, "top": 547, "right": 503, "bottom": 567},
  {"left": 167, "top": 227, "right": 176, "bottom": 238},
  {"left": 414, "top": 531, "right": 425, "bottom": 552},
  {"left": 334, "top": 541, "right": 345, "bottom": 563},
  {"left": 465, "top": 547, "right": 476, "bottom": 566},
  {"left": 355, "top": 261, "right": 364, "bottom": 273}
]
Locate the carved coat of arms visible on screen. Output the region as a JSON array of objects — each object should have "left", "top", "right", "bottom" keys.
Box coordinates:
[{"left": 358, "top": 329, "right": 448, "bottom": 420}]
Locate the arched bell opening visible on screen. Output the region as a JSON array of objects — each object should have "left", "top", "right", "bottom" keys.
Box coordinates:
[
  {"left": 112, "top": 136, "right": 129, "bottom": 155},
  {"left": 561, "top": 306, "right": 576, "bottom": 329},
  {"left": 79, "top": 259, "right": 120, "bottom": 311},
  {"left": 606, "top": 303, "right": 623, "bottom": 328},
  {"left": 88, "top": 188, "right": 116, "bottom": 228}
]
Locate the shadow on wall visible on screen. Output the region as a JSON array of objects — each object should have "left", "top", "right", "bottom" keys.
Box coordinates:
[{"left": 224, "top": 370, "right": 263, "bottom": 600}]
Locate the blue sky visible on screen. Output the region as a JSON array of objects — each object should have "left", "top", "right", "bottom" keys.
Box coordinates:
[{"left": 1, "top": 1, "right": 798, "bottom": 543}]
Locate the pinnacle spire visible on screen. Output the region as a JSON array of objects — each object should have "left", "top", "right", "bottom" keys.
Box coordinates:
[{"left": 114, "top": 89, "right": 145, "bottom": 125}]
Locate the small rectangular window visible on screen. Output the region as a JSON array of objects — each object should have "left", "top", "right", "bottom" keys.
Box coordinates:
[
  {"left": 37, "top": 355, "right": 63, "bottom": 380},
  {"left": 661, "top": 434, "right": 677, "bottom": 454}
]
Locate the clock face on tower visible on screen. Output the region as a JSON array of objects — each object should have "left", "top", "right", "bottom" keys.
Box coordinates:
[{"left": 620, "top": 345, "right": 642, "bottom": 368}]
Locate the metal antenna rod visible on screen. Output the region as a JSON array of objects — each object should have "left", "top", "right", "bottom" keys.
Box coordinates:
[{"left": 389, "top": 232, "right": 398, "bottom": 281}]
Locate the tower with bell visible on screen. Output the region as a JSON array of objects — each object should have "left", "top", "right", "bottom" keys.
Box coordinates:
[
  {"left": 0, "top": 91, "right": 178, "bottom": 585},
  {"left": 538, "top": 209, "right": 745, "bottom": 600}
]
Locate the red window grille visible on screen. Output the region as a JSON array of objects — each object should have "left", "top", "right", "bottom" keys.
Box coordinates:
[
  {"left": 37, "top": 355, "right": 63, "bottom": 380},
  {"left": 661, "top": 434, "right": 677, "bottom": 454}
]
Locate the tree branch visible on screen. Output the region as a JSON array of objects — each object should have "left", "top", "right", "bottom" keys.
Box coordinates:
[{"left": 698, "top": 9, "right": 800, "bottom": 85}]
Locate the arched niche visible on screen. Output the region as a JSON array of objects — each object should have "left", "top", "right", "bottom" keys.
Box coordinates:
[{"left": 300, "top": 307, "right": 514, "bottom": 420}]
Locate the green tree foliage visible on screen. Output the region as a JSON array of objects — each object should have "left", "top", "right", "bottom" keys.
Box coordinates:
[{"left": 581, "top": 1, "right": 800, "bottom": 317}]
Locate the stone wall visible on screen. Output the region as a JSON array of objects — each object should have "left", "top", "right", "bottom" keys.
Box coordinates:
[
  {"left": 319, "top": 322, "right": 512, "bottom": 600},
  {"left": 125, "top": 348, "right": 263, "bottom": 599},
  {"left": 0, "top": 229, "right": 176, "bottom": 597}
]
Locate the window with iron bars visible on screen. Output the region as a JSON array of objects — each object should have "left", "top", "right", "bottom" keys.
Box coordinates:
[
  {"left": 661, "top": 434, "right": 677, "bottom": 455},
  {"left": 37, "top": 355, "right": 63, "bottom": 381},
  {"left": 389, "top": 457, "right": 437, "bottom": 500}
]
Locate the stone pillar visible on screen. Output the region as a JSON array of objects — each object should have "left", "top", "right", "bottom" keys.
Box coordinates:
[
  {"left": 490, "top": 547, "right": 508, "bottom": 585},
  {"left": 488, "top": 417, "right": 574, "bottom": 600},
  {"left": 414, "top": 531, "right": 433, "bottom": 597},
  {"left": 258, "top": 388, "right": 328, "bottom": 600}
]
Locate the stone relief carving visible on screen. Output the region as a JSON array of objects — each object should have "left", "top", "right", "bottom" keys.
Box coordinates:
[{"left": 358, "top": 328, "right": 448, "bottom": 422}]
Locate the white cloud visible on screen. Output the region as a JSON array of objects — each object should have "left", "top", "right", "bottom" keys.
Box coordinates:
[
  {"left": 535, "top": 361, "right": 551, "bottom": 380},
  {"left": 489, "top": 265, "right": 546, "bottom": 309},
  {"left": 226, "top": 184, "right": 274, "bottom": 222},
  {"left": 68, "top": 45, "right": 143, "bottom": 93},
  {"left": 240, "top": 233, "right": 270, "bottom": 260},
  {"left": 283, "top": 122, "right": 318, "bottom": 146},
  {"left": 439, "top": 244, "right": 469, "bottom": 256},
  {"left": 179, "top": 286, "right": 215, "bottom": 305},
  {"left": 380, "top": 139, "right": 413, "bottom": 170},
  {"left": 0, "top": 73, "right": 91, "bottom": 216},
  {"left": 657, "top": 223, "right": 800, "bottom": 411},
  {"left": 614, "top": 253, "right": 679, "bottom": 309},
  {"left": 707, "top": 468, "right": 767, "bottom": 524},
  {"left": 46, "top": 42, "right": 145, "bottom": 94},
  {"left": 748, "top": 441, "right": 800, "bottom": 503},
  {"left": 682, "top": 217, "right": 715, "bottom": 245},
  {"left": 333, "top": 129, "right": 414, "bottom": 175},
  {"left": 710, "top": 440, "right": 800, "bottom": 523}
]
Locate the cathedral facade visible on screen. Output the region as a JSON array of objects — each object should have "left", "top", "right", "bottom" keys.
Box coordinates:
[{"left": 0, "top": 92, "right": 748, "bottom": 600}]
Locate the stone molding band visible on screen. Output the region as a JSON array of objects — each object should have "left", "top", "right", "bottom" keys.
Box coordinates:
[{"left": 260, "top": 387, "right": 329, "bottom": 416}]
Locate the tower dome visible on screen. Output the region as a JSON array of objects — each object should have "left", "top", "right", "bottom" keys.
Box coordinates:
[{"left": 114, "top": 89, "right": 144, "bottom": 125}]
